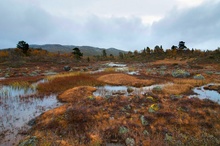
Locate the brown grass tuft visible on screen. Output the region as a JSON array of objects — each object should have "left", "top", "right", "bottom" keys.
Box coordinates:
[
  {"left": 58, "top": 86, "right": 96, "bottom": 102},
  {"left": 97, "top": 73, "right": 154, "bottom": 87},
  {"left": 37, "top": 74, "right": 104, "bottom": 94}
]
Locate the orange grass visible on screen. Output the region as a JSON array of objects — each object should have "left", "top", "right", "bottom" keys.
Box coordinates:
[
  {"left": 26, "top": 88, "right": 220, "bottom": 145},
  {"left": 97, "top": 73, "right": 154, "bottom": 87},
  {"left": 37, "top": 74, "right": 104, "bottom": 94},
  {"left": 0, "top": 76, "right": 43, "bottom": 85},
  {"left": 163, "top": 78, "right": 206, "bottom": 95},
  {"left": 152, "top": 58, "right": 189, "bottom": 65},
  {"left": 58, "top": 86, "right": 96, "bottom": 102}
]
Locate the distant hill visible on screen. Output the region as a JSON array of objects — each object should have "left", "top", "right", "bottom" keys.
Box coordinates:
[{"left": 30, "top": 44, "right": 126, "bottom": 56}]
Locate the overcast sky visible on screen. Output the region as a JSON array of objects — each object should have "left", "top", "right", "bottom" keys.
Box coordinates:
[{"left": 0, "top": 0, "right": 219, "bottom": 51}]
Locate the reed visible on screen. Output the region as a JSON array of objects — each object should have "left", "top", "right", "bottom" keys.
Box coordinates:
[{"left": 37, "top": 74, "right": 104, "bottom": 94}]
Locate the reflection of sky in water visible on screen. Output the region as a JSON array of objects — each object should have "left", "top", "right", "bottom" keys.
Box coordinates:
[
  {"left": 190, "top": 84, "right": 220, "bottom": 104},
  {"left": 0, "top": 81, "right": 61, "bottom": 144},
  {"left": 93, "top": 84, "right": 168, "bottom": 97}
]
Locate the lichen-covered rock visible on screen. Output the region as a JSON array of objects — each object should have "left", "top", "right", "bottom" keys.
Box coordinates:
[
  {"left": 148, "top": 104, "right": 160, "bottom": 113},
  {"left": 193, "top": 74, "right": 205, "bottom": 80},
  {"left": 170, "top": 95, "right": 183, "bottom": 100},
  {"left": 19, "top": 136, "right": 38, "bottom": 146},
  {"left": 177, "top": 106, "right": 189, "bottom": 112},
  {"left": 125, "top": 137, "right": 135, "bottom": 146},
  {"left": 146, "top": 96, "right": 155, "bottom": 102},
  {"left": 140, "top": 115, "right": 149, "bottom": 126},
  {"left": 43, "top": 71, "right": 57, "bottom": 76},
  {"left": 206, "top": 71, "right": 214, "bottom": 75},
  {"left": 165, "top": 133, "right": 173, "bottom": 142},
  {"left": 127, "top": 87, "right": 134, "bottom": 93},
  {"left": 63, "top": 66, "right": 71, "bottom": 71},
  {"left": 87, "top": 95, "right": 95, "bottom": 100},
  {"left": 119, "top": 126, "right": 129, "bottom": 134},
  {"left": 160, "top": 65, "right": 167, "bottom": 70},
  {"left": 152, "top": 86, "right": 162, "bottom": 93},
  {"left": 172, "top": 69, "right": 190, "bottom": 78},
  {"left": 143, "top": 130, "right": 150, "bottom": 136}
]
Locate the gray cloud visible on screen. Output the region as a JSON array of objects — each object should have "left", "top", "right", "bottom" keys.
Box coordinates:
[
  {"left": 0, "top": 0, "right": 56, "bottom": 48},
  {"left": 0, "top": 0, "right": 219, "bottom": 51},
  {"left": 149, "top": 0, "right": 220, "bottom": 50}
]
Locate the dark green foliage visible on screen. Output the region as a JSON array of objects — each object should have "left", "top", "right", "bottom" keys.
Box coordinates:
[
  {"left": 17, "top": 40, "right": 29, "bottom": 55},
  {"left": 102, "top": 49, "right": 107, "bottom": 57},
  {"left": 178, "top": 41, "right": 186, "bottom": 50},
  {"left": 72, "top": 47, "right": 83, "bottom": 59},
  {"left": 119, "top": 52, "right": 124, "bottom": 59}
]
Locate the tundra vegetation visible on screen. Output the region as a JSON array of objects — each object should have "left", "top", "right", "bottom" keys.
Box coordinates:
[{"left": 0, "top": 42, "right": 220, "bottom": 145}]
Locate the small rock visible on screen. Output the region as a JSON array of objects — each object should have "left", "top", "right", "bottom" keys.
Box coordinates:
[
  {"left": 119, "top": 126, "right": 129, "bottom": 134},
  {"left": 125, "top": 137, "right": 135, "bottom": 146},
  {"left": 165, "top": 133, "right": 173, "bottom": 142},
  {"left": 63, "top": 66, "right": 71, "bottom": 71},
  {"left": 206, "top": 71, "right": 214, "bottom": 75},
  {"left": 152, "top": 86, "right": 162, "bottom": 93},
  {"left": 127, "top": 87, "right": 134, "bottom": 93},
  {"left": 4, "top": 73, "right": 10, "bottom": 78},
  {"left": 19, "top": 136, "right": 38, "bottom": 146},
  {"left": 148, "top": 104, "right": 160, "bottom": 113},
  {"left": 87, "top": 95, "right": 95, "bottom": 100},
  {"left": 160, "top": 65, "right": 167, "bottom": 70},
  {"left": 178, "top": 106, "right": 189, "bottom": 112},
  {"left": 140, "top": 115, "right": 149, "bottom": 126},
  {"left": 170, "top": 95, "right": 183, "bottom": 100},
  {"left": 143, "top": 130, "right": 150, "bottom": 136},
  {"left": 43, "top": 71, "right": 57, "bottom": 76},
  {"left": 146, "top": 96, "right": 155, "bottom": 102},
  {"left": 193, "top": 74, "right": 205, "bottom": 80},
  {"left": 172, "top": 69, "right": 190, "bottom": 78},
  {"left": 29, "top": 71, "right": 39, "bottom": 77}
]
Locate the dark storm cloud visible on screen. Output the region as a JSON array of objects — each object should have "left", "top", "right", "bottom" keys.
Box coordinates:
[{"left": 149, "top": 0, "right": 220, "bottom": 50}]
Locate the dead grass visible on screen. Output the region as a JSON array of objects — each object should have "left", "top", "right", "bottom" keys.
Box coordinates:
[
  {"left": 97, "top": 73, "right": 154, "bottom": 87},
  {"left": 0, "top": 76, "right": 43, "bottom": 85},
  {"left": 163, "top": 84, "right": 192, "bottom": 95},
  {"left": 28, "top": 92, "right": 220, "bottom": 146},
  {"left": 58, "top": 86, "right": 96, "bottom": 102},
  {"left": 163, "top": 78, "right": 206, "bottom": 95},
  {"left": 153, "top": 58, "right": 190, "bottom": 65},
  {"left": 13, "top": 60, "right": 220, "bottom": 145},
  {"left": 37, "top": 74, "right": 104, "bottom": 94}
]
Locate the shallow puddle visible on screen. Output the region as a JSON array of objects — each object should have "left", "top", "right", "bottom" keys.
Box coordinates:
[
  {"left": 105, "top": 62, "right": 127, "bottom": 67},
  {"left": 190, "top": 84, "right": 220, "bottom": 104},
  {"left": 0, "top": 80, "right": 62, "bottom": 146},
  {"left": 93, "top": 84, "right": 166, "bottom": 97},
  {"left": 0, "top": 77, "right": 5, "bottom": 80}
]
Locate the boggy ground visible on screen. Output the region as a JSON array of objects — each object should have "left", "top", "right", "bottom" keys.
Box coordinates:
[
  {"left": 1, "top": 58, "right": 220, "bottom": 145},
  {"left": 16, "top": 59, "right": 220, "bottom": 146},
  {"left": 28, "top": 86, "right": 220, "bottom": 146}
]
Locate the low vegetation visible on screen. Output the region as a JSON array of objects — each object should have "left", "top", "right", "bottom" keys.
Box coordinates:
[{"left": 0, "top": 43, "right": 220, "bottom": 145}]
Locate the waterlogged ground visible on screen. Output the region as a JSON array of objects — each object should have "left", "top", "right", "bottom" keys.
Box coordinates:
[
  {"left": 0, "top": 61, "right": 220, "bottom": 145},
  {"left": 190, "top": 84, "right": 220, "bottom": 104},
  {"left": 0, "top": 81, "right": 61, "bottom": 146},
  {"left": 93, "top": 84, "right": 170, "bottom": 97}
]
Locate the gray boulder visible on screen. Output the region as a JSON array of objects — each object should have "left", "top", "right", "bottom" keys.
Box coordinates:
[{"left": 63, "top": 66, "right": 71, "bottom": 71}]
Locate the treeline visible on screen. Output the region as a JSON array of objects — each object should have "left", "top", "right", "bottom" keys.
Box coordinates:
[{"left": 0, "top": 41, "right": 219, "bottom": 64}]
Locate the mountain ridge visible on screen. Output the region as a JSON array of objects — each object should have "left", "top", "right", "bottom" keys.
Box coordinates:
[{"left": 30, "top": 44, "right": 126, "bottom": 56}]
